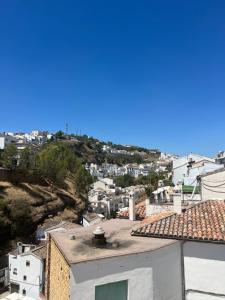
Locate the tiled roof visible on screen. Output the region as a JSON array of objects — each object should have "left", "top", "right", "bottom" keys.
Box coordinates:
[
  {"left": 31, "top": 244, "right": 47, "bottom": 260},
  {"left": 132, "top": 200, "right": 225, "bottom": 243}
]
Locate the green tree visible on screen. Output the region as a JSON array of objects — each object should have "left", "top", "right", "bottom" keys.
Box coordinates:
[
  {"left": 9, "top": 200, "right": 32, "bottom": 236},
  {"left": 55, "top": 130, "right": 64, "bottom": 140},
  {"left": 115, "top": 174, "right": 134, "bottom": 188},
  {"left": 37, "top": 143, "right": 76, "bottom": 185},
  {"left": 2, "top": 144, "right": 18, "bottom": 169},
  {"left": 19, "top": 147, "right": 36, "bottom": 170},
  {"left": 74, "top": 166, "right": 93, "bottom": 195}
]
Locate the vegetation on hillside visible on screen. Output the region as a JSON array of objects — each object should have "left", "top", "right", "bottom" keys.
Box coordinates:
[
  {"left": 50, "top": 131, "right": 160, "bottom": 165},
  {"left": 0, "top": 142, "right": 93, "bottom": 251}
]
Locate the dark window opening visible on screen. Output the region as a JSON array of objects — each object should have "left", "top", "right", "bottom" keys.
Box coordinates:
[
  {"left": 13, "top": 268, "right": 17, "bottom": 275},
  {"left": 26, "top": 261, "right": 30, "bottom": 267}
]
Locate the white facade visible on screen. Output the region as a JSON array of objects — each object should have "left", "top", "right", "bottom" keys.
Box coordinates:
[
  {"left": 9, "top": 245, "right": 45, "bottom": 299},
  {"left": 201, "top": 169, "right": 225, "bottom": 200},
  {"left": 82, "top": 214, "right": 104, "bottom": 227},
  {"left": 184, "top": 241, "right": 225, "bottom": 300},
  {"left": 70, "top": 242, "right": 183, "bottom": 300},
  {"left": 93, "top": 179, "right": 115, "bottom": 192}
]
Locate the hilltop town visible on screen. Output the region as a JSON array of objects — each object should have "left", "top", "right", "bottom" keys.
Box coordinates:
[{"left": 0, "top": 130, "right": 225, "bottom": 300}]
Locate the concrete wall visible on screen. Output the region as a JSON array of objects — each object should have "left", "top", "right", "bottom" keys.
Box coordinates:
[
  {"left": 70, "top": 242, "right": 183, "bottom": 300},
  {"left": 173, "top": 154, "right": 213, "bottom": 185},
  {"left": 201, "top": 170, "right": 225, "bottom": 200},
  {"left": 146, "top": 203, "right": 173, "bottom": 216},
  {"left": 47, "top": 238, "right": 70, "bottom": 300},
  {"left": 184, "top": 241, "right": 225, "bottom": 299},
  {"left": 9, "top": 253, "right": 43, "bottom": 299}
]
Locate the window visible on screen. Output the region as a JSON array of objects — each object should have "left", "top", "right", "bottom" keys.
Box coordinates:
[
  {"left": 26, "top": 261, "right": 30, "bottom": 267},
  {"left": 95, "top": 280, "right": 128, "bottom": 300},
  {"left": 13, "top": 268, "right": 17, "bottom": 275},
  {"left": 22, "top": 289, "right": 26, "bottom": 296},
  {"left": 23, "top": 275, "right": 27, "bottom": 281}
]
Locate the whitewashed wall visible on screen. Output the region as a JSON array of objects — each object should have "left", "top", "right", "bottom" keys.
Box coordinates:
[
  {"left": 70, "top": 242, "right": 183, "bottom": 300},
  {"left": 201, "top": 170, "right": 225, "bottom": 200},
  {"left": 184, "top": 241, "right": 225, "bottom": 299},
  {"left": 9, "top": 253, "right": 43, "bottom": 299}
]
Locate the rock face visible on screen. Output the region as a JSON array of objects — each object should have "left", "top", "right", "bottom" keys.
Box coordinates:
[{"left": 0, "top": 178, "right": 86, "bottom": 243}]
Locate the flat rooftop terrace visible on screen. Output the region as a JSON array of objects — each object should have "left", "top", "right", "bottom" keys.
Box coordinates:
[{"left": 51, "top": 219, "right": 177, "bottom": 264}]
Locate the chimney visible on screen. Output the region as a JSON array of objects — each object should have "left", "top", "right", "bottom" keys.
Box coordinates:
[
  {"left": 92, "top": 227, "right": 106, "bottom": 246},
  {"left": 129, "top": 197, "right": 136, "bottom": 221},
  {"left": 145, "top": 198, "right": 151, "bottom": 217},
  {"left": 173, "top": 193, "right": 182, "bottom": 214}
]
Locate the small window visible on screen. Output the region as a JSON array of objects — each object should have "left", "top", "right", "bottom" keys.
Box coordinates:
[
  {"left": 13, "top": 268, "right": 17, "bottom": 275},
  {"left": 22, "top": 289, "right": 26, "bottom": 296},
  {"left": 23, "top": 275, "right": 27, "bottom": 281},
  {"left": 26, "top": 261, "right": 30, "bottom": 267}
]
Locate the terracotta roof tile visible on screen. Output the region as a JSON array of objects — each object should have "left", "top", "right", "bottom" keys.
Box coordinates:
[{"left": 132, "top": 200, "right": 225, "bottom": 243}]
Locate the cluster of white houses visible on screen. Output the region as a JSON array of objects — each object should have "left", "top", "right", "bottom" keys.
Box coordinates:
[
  {"left": 85, "top": 152, "right": 177, "bottom": 179},
  {"left": 86, "top": 178, "right": 145, "bottom": 219},
  {"left": 0, "top": 131, "right": 52, "bottom": 150},
  {"left": 3, "top": 151, "right": 225, "bottom": 300},
  {"left": 86, "top": 163, "right": 156, "bottom": 178}
]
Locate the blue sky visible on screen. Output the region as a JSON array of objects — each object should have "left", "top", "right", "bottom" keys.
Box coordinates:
[{"left": 0, "top": 0, "right": 225, "bottom": 156}]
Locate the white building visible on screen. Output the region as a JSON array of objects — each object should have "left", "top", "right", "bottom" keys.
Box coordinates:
[
  {"left": 92, "top": 178, "right": 115, "bottom": 192},
  {"left": 46, "top": 219, "right": 183, "bottom": 300},
  {"left": 8, "top": 243, "right": 46, "bottom": 299},
  {"left": 133, "top": 200, "right": 225, "bottom": 300},
  {"left": 172, "top": 153, "right": 220, "bottom": 186},
  {"left": 82, "top": 212, "right": 105, "bottom": 227}
]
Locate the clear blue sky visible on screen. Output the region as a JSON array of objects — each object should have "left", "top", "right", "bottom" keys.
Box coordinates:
[{"left": 0, "top": 1, "right": 225, "bottom": 156}]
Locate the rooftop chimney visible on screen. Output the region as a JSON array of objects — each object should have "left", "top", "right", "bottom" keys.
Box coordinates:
[
  {"left": 173, "top": 193, "right": 182, "bottom": 214},
  {"left": 92, "top": 226, "right": 107, "bottom": 247},
  {"left": 129, "top": 197, "right": 136, "bottom": 221}
]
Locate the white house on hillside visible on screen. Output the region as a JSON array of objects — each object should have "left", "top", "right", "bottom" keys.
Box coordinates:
[{"left": 8, "top": 243, "right": 46, "bottom": 299}]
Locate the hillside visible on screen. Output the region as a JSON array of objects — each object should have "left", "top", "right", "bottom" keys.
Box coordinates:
[
  {"left": 54, "top": 134, "right": 161, "bottom": 165},
  {"left": 0, "top": 176, "right": 87, "bottom": 255}
]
